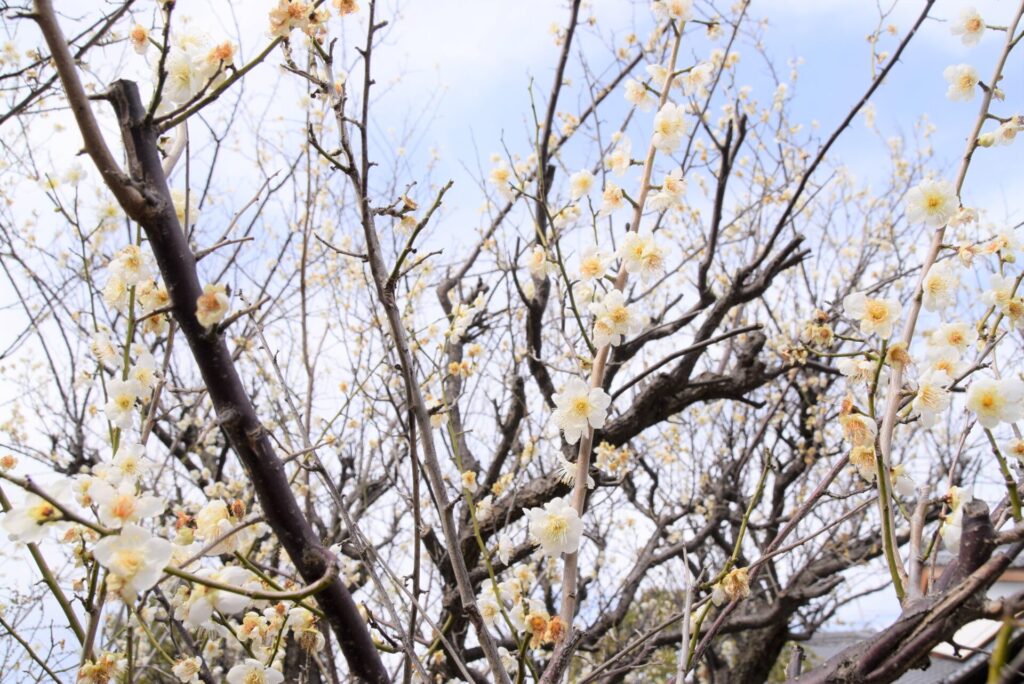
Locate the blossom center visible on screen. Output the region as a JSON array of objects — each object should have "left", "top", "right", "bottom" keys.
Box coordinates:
[
  {"left": 865, "top": 300, "right": 888, "bottom": 322},
  {"left": 113, "top": 549, "right": 143, "bottom": 576},
  {"left": 112, "top": 495, "right": 136, "bottom": 521},
  {"left": 542, "top": 516, "right": 568, "bottom": 543},
  {"left": 571, "top": 397, "right": 592, "bottom": 417}
]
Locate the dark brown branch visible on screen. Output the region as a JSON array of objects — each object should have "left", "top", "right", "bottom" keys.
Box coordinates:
[{"left": 101, "top": 79, "right": 390, "bottom": 683}]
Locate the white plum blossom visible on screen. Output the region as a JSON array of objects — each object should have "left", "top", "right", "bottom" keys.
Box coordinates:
[
  {"left": 912, "top": 373, "right": 952, "bottom": 428},
  {"left": 589, "top": 289, "right": 644, "bottom": 347},
  {"left": 109, "top": 245, "right": 152, "bottom": 286},
  {"left": 552, "top": 378, "right": 612, "bottom": 444},
  {"left": 647, "top": 168, "right": 686, "bottom": 210},
  {"left": 618, "top": 232, "right": 666, "bottom": 282},
  {"left": 496, "top": 533, "right": 513, "bottom": 565},
  {"left": 905, "top": 179, "right": 957, "bottom": 226},
  {"left": 646, "top": 63, "right": 671, "bottom": 89},
  {"left": 577, "top": 247, "right": 611, "bottom": 282},
  {"left": 682, "top": 62, "right": 714, "bottom": 98},
  {"left": 172, "top": 657, "right": 203, "bottom": 683},
  {"left": 225, "top": 659, "right": 284, "bottom": 684},
  {"left": 940, "top": 486, "right": 972, "bottom": 553},
  {"left": 928, "top": 321, "right": 978, "bottom": 356},
  {"left": 526, "top": 245, "right": 554, "bottom": 279},
  {"left": 842, "top": 291, "right": 902, "bottom": 339},
  {"left": 194, "top": 499, "right": 253, "bottom": 556},
  {"left": 555, "top": 451, "right": 595, "bottom": 489},
  {"left": 196, "top": 283, "right": 230, "bottom": 329},
  {"left": 992, "top": 116, "right": 1023, "bottom": 146},
  {"left": 489, "top": 162, "right": 515, "bottom": 199},
  {"left": 90, "top": 479, "right": 165, "bottom": 528},
  {"left": 569, "top": 169, "right": 594, "bottom": 200},
  {"left": 525, "top": 496, "right": 583, "bottom": 557},
  {"left": 836, "top": 357, "right": 887, "bottom": 387},
  {"left": 92, "top": 524, "right": 172, "bottom": 601},
  {"left": 624, "top": 79, "right": 655, "bottom": 112},
  {"left": 891, "top": 464, "right": 917, "bottom": 497},
  {"left": 652, "top": 102, "right": 687, "bottom": 154},
  {"left": 652, "top": 0, "right": 693, "bottom": 22},
  {"left": 925, "top": 345, "right": 969, "bottom": 381},
  {"left": 943, "top": 64, "right": 979, "bottom": 102},
  {"left": 104, "top": 378, "right": 143, "bottom": 430},
  {"left": 839, "top": 413, "right": 877, "bottom": 448},
  {"left": 604, "top": 136, "right": 632, "bottom": 176},
  {"left": 129, "top": 24, "right": 149, "bottom": 54},
  {"left": 172, "top": 188, "right": 200, "bottom": 228},
  {"left": 102, "top": 274, "right": 129, "bottom": 312},
  {"left": 180, "top": 566, "right": 260, "bottom": 628},
  {"left": 966, "top": 375, "right": 1024, "bottom": 428},
  {"left": 982, "top": 274, "right": 1024, "bottom": 323},
  {"left": 950, "top": 7, "right": 985, "bottom": 46},
  {"left": 477, "top": 589, "right": 502, "bottom": 627},
  {"left": 1003, "top": 438, "right": 1024, "bottom": 462},
  {"left": 921, "top": 260, "right": 959, "bottom": 312},
  {"left": 598, "top": 182, "right": 626, "bottom": 217},
  {"left": 2, "top": 483, "right": 68, "bottom": 543},
  {"left": 91, "top": 330, "right": 122, "bottom": 369},
  {"left": 129, "top": 351, "right": 160, "bottom": 391}
]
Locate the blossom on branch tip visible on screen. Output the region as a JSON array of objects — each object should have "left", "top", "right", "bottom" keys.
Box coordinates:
[
  {"left": 129, "top": 25, "right": 149, "bottom": 54},
  {"left": 268, "top": 0, "right": 314, "bottom": 38},
  {"left": 950, "top": 7, "right": 985, "bottom": 46},
  {"left": 943, "top": 64, "right": 979, "bottom": 102}
]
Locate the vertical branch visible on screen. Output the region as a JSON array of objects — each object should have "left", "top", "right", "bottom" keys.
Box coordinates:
[
  {"left": 30, "top": 3, "right": 390, "bottom": 680},
  {"left": 326, "top": 2, "right": 512, "bottom": 681},
  {"left": 876, "top": 0, "right": 1024, "bottom": 558},
  {"left": 543, "top": 19, "right": 686, "bottom": 683}
]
